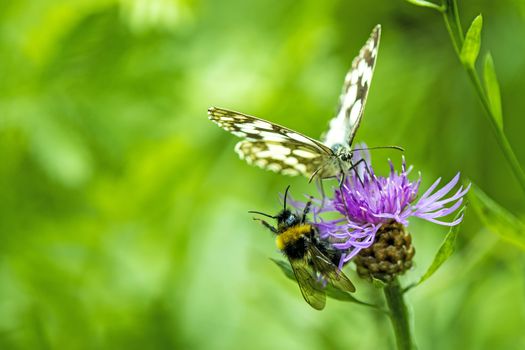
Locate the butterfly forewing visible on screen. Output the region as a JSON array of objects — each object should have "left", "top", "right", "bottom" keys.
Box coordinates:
[
  {"left": 208, "top": 25, "right": 381, "bottom": 180},
  {"left": 322, "top": 25, "right": 381, "bottom": 149},
  {"left": 208, "top": 107, "right": 333, "bottom": 177}
]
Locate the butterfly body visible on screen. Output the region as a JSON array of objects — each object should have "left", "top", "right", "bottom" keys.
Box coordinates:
[
  {"left": 312, "top": 146, "right": 352, "bottom": 180},
  {"left": 209, "top": 25, "right": 381, "bottom": 181}
]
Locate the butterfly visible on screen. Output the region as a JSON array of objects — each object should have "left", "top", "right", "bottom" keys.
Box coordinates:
[{"left": 208, "top": 25, "right": 381, "bottom": 181}]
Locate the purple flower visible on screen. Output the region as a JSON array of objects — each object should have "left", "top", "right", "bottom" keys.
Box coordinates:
[{"left": 299, "top": 147, "right": 470, "bottom": 269}]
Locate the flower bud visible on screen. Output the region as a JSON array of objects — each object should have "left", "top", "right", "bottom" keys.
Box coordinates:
[{"left": 354, "top": 222, "right": 415, "bottom": 282}]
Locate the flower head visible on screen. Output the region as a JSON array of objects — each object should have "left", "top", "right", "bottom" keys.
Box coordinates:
[{"left": 294, "top": 146, "right": 469, "bottom": 280}]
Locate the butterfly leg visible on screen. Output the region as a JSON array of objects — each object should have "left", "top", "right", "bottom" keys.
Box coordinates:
[
  {"left": 357, "top": 157, "right": 373, "bottom": 179},
  {"left": 253, "top": 218, "right": 278, "bottom": 234},
  {"left": 315, "top": 178, "right": 328, "bottom": 209},
  {"left": 309, "top": 162, "right": 327, "bottom": 184},
  {"left": 338, "top": 169, "right": 346, "bottom": 188},
  {"left": 336, "top": 165, "right": 351, "bottom": 216},
  {"left": 348, "top": 158, "right": 372, "bottom": 186},
  {"left": 347, "top": 158, "right": 370, "bottom": 186},
  {"left": 350, "top": 161, "right": 363, "bottom": 186}
]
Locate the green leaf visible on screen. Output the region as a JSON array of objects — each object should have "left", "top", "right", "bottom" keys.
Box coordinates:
[
  {"left": 404, "top": 0, "right": 443, "bottom": 11},
  {"left": 470, "top": 184, "right": 525, "bottom": 250},
  {"left": 460, "top": 15, "right": 483, "bottom": 67},
  {"left": 413, "top": 207, "right": 465, "bottom": 287},
  {"left": 270, "top": 259, "right": 382, "bottom": 309},
  {"left": 372, "top": 277, "right": 387, "bottom": 289},
  {"left": 483, "top": 52, "right": 503, "bottom": 130},
  {"left": 324, "top": 284, "right": 362, "bottom": 303},
  {"left": 271, "top": 258, "right": 295, "bottom": 280}
]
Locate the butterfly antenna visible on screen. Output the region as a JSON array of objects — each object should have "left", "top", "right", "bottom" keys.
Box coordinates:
[
  {"left": 283, "top": 185, "right": 291, "bottom": 211},
  {"left": 248, "top": 211, "right": 276, "bottom": 219},
  {"left": 352, "top": 145, "right": 404, "bottom": 152}
]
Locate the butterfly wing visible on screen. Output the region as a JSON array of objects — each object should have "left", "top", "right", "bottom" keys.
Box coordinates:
[
  {"left": 289, "top": 258, "right": 326, "bottom": 310},
  {"left": 208, "top": 107, "right": 333, "bottom": 177},
  {"left": 322, "top": 25, "right": 381, "bottom": 149}
]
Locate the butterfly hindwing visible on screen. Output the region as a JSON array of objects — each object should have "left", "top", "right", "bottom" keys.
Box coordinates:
[
  {"left": 322, "top": 25, "right": 381, "bottom": 149},
  {"left": 235, "top": 140, "right": 326, "bottom": 177},
  {"left": 208, "top": 107, "right": 333, "bottom": 177}
]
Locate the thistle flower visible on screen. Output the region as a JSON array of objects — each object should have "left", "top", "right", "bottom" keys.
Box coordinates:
[{"left": 296, "top": 147, "right": 470, "bottom": 281}]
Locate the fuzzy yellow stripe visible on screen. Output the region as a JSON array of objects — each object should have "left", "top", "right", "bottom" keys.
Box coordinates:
[{"left": 275, "top": 224, "right": 311, "bottom": 250}]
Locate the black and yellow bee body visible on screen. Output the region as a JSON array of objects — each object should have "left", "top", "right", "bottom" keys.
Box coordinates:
[{"left": 250, "top": 187, "right": 355, "bottom": 310}]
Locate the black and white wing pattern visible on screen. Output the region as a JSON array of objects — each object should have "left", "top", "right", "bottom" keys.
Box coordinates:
[
  {"left": 322, "top": 25, "right": 381, "bottom": 149},
  {"left": 208, "top": 107, "right": 334, "bottom": 177},
  {"left": 208, "top": 25, "right": 381, "bottom": 179}
]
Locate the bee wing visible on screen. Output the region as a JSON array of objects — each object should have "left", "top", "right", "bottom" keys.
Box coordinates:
[
  {"left": 308, "top": 244, "right": 356, "bottom": 293},
  {"left": 322, "top": 25, "right": 381, "bottom": 149},
  {"left": 208, "top": 107, "right": 333, "bottom": 178},
  {"left": 289, "top": 258, "right": 326, "bottom": 310}
]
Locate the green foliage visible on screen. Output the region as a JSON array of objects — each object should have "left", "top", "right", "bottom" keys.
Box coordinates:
[
  {"left": 415, "top": 0, "right": 525, "bottom": 194},
  {"left": 483, "top": 53, "right": 503, "bottom": 130},
  {"left": 372, "top": 276, "right": 387, "bottom": 289},
  {"left": 271, "top": 258, "right": 297, "bottom": 280},
  {"left": 403, "top": 0, "right": 443, "bottom": 11},
  {"left": 408, "top": 208, "right": 465, "bottom": 290},
  {"left": 442, "top": 0, "right": 465, "bottom": 55},
  {"left": 461, "top": 15, "right": 483, "bottom": 68},
  {"left": 470, "top": 184, "right": 525, "bottom": 250}
]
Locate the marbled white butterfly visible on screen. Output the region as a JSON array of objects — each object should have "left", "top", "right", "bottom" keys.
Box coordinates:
[{"left": 209, "top": 25, "right": 381, "bottom": 181}]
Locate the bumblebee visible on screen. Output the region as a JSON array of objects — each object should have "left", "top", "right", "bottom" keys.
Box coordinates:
[{"left": 249, "top": 186, "right": 355, "bottom": 310}]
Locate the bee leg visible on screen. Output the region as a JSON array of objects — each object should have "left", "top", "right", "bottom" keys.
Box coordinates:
[
  {"left": 253, "top": 218, "right": 278, "bottom": 234},
  {"left": 301, "top": 197, "right": 313, "bottom": 224}
]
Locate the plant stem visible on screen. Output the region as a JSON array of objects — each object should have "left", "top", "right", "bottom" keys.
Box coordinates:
[
  {"left": 384, "top": 278, "right": 415, "bottom": 350},
  {"left": 441, "top": 0, "right": 463, "bottom": 55},
  {"left": 464, "top": 68, "right": 525, "bottom": 194},
  {"left": 440, "top": 0, "right": 525, "bottom": 194}
]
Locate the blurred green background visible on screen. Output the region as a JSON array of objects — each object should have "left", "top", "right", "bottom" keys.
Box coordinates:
[{"left": 1, "top": 0, "right": 525, "bottom": 349}]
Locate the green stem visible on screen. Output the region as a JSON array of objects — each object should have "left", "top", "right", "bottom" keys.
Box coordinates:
[
  {"left": 441, "top": 0, "right": 463, "bottom": 55},
  {"left": 440, "top": 0, "right": 525, "bottom": 194},
  {"left": 464, "top": 68, "right": 525, "bottom": 193},
  {"left": 384, "top": 279, "right": 415, "bottom": 350}
]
